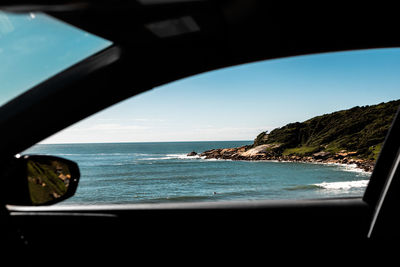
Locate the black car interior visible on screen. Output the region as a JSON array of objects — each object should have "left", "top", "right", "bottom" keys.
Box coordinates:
[{"left": 0, "top": 0, "right": 400, "bottom": 260}]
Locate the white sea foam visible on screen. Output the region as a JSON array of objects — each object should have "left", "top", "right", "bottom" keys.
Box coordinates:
[
  {"left": 314, "top": 180, "right": 369, "bottom": 190},
  {"left": 141, "top": 154, "right": 205, "bottom": 160},
  {"left": 330, "top": 163, "right": 370, "bottom": 174},
  {"left": 146, "top": 153, "right": 233, "bottom": 161},
  {"left": 166, "top": 154, "right": 202, "bottom": 159},
  {"left": 304, "top": 161, "right": 372, "bottom": 175}
]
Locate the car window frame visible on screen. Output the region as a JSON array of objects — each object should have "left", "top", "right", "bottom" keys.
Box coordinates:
[{"left": 0, "top": 40, "right": 399, "bottom": 240}]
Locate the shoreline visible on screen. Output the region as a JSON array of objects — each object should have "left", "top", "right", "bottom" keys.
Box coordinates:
[
  {"left": 188, "top": 145, "right": 375, "bottom": 173},
  {"left": 193, "top": 155, "right": 372, "bottom": 174}
]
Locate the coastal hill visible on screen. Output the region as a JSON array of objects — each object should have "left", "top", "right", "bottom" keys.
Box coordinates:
[
  {"left": 198, "top": 99, "right": 400, "bottom": 172},
  {"left": 254, "top": 99, "right": 400, "bottom": 160}
]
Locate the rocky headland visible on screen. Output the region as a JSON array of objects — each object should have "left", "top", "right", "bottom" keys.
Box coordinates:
[
  {"left": 188, "top": 100, "right": 400, "bottom": 173},
  {"left": 196, "top": 144, "right": 375, "bottom": 172}
]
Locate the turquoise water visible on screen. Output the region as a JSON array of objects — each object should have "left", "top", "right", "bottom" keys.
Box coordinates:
[{"left": 24, "top": 141, "right": 371, "bottom": 205}]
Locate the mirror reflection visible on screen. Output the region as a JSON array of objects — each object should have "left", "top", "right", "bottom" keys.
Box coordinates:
[{"left": 27, "top": 158, "right": 72, "bottom": 205}]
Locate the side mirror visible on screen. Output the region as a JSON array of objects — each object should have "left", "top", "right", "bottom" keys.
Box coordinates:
[{"left": 3, "top": 155, "right": 80, "bottom": 206}]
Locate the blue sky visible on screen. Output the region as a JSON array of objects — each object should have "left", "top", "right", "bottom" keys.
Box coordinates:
[
  {"left": 1, "top": 12, "right": 400, "bottom": 143},
  {"left": 0, "top": 11, "right": 111, "bottom": 106},
  {"left": 43, "top": 48, "right": 400, "bottom": 143}
]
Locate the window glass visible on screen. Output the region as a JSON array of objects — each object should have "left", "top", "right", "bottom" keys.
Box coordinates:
[
  {"left": 25, "top": 48, "right": 400, "bottom": 204},
  {"left": 0, "top": 11, "right": 112, "bottom": 106}
]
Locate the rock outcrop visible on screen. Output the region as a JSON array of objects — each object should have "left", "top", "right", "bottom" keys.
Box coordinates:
[
  {"left": 197, "top": 144, "right": 375, "bottom": 172},
  {"left": 187, "top": 151, "right": 198, "bottom": 156}
]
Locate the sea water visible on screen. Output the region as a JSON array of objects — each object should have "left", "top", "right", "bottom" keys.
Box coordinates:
[{"left": 24, "top": 141, "right": 371, "bottom": 205}]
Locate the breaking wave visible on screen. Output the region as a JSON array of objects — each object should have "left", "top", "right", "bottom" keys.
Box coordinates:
[
  {"left": 314, "top": 180, "right": 369, "bottom": 190},
  {"left": 286, "top": 180, "right": 369, "bottom": 191},
  {"left": 140, "top": 153, "right": 204, "bottom": 160}
]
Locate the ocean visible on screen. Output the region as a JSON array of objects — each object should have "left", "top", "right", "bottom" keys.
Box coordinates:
[{"left": 24, "top": 141, "right": 371, "bottom": 205}]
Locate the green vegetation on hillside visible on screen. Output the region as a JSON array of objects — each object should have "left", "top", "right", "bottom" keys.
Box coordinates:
[{"left": 254, "top": 100, "right": 400, "bottom": 161}]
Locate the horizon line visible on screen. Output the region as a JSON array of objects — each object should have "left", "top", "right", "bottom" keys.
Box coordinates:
[{"left": 37, "top": 140, "right": 254, "bottom": 145}]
